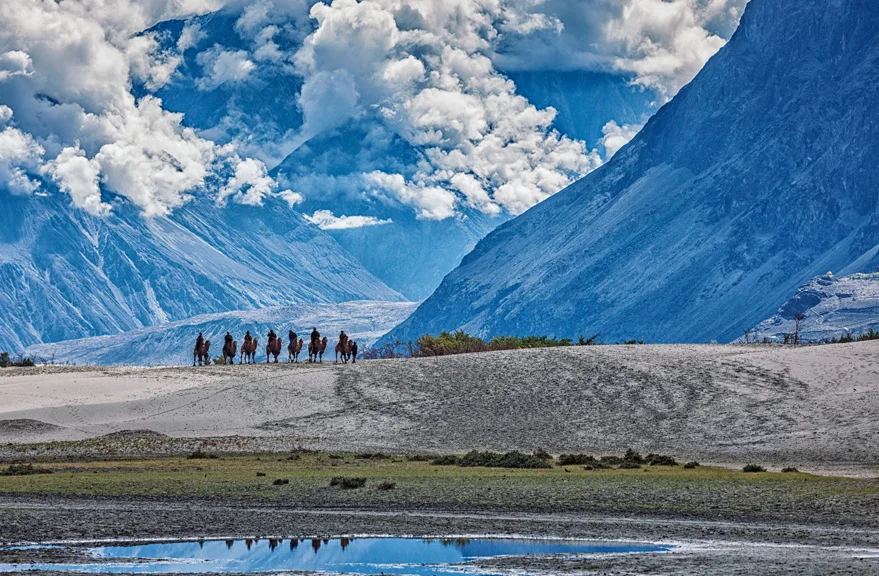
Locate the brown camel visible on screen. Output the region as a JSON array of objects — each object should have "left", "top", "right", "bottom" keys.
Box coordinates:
[
  {"left": 309, "top": 337, "right": 328, "bottom": 363},
  {"left": 240, "top": 337, "right": 259, "bottom": 364},
  {"left": 335, "top": 339, "right": 354, "bottom": 363},
  {"left": 193, "top": 340, "right": 211, "bottom": 366},
  {"left": 266, "top": 336, "right": 283, "bottom": 363},
  {"left": 222, "top": 340, "right": 238, "bottom": 365},
  {"left": 288, "top": 338, "right": 304, "bottom": 363}
]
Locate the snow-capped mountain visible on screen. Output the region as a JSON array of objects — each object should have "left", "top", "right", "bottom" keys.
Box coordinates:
[
  {"left": 383, "top": 0, "right": 879, "bottom": 345},
  {"left": 23, "top": 300, "right": 417, "bottom": 366},
  {"left": 0, "top": 189, "right": 401, "bottom": 353},
  {"left": 745, "top": 273, "right": 879, "bottom": 343}
]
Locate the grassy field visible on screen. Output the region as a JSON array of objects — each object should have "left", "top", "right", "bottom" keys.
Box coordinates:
[{"left": 2, "top": 452, "right": 877, "bottom": 525}]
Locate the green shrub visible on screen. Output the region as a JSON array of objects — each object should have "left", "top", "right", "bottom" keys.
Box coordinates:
[
  {"left": 781, "top": 466, "right": 800, "bottom": 473},
  {"left": 646, "top": 454, "right": 678, "bottom": 466},
  {"left": 683, "top": 461, "right": 700, "bottom": 469},
  {"left": 618, "top": 461, "right": 641, "bottom": 469},
  {"left": 377, "top": 481, "right": 396, "bottom": 491},
  {"left": 557, "top": 454, "right": 597, "bottom": 466},
  {"left": 742, "top": 464, "right": 766, "bottom": 473},
  {"left": 533, "top": 448, "right": 553, "bottom": 461},
  {"left": 272, "top": 478, "right": 289, "bottom": 485},
  {"left": 187, "top": 449, "right": 219, "bottom": 460},
  {"left": 355, "top": 452, "right": 389, "bottom": 460},
  {"left": 330, "top": 477, "right": 367, "bottom": 489},
  {"left": 458, "top": 450, "right": 551, "bottom": 469},
  {"left": 430, "top": 455, "right": 460, "bottom": 466},
  {"left": 0, "top": 352, "right": 9, "bottom": 368},
  {"left": 600, "top": 455, "right": 623, "bottom": 465},
  {"left": 623, "top": 449, "right": 645, "bottom": 464}
]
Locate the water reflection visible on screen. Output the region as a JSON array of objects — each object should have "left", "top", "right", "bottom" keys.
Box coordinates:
[{"left": 0, "top": 537, "right": 671, "bottom": 575}]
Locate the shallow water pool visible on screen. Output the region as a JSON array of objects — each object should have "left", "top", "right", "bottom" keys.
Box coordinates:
[{"left": 1, "top": 537, "right": 671, "bottom": 574}]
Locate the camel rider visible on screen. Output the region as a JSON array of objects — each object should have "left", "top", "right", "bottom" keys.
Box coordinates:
[
  {"left": 268, "top": 329, "right": 277, "bottom": 343},
  {"left": 224, "top": 332, "right": 233, "bottom": 348},
  {"left": 311, "top": 327, "right": 320, "bottom": 345},
  {"left": 289, "top": 330, "right": 296, "bottom": 343},
  {"left": 339, "top": 330, "right": 348, "bottom": 347},
  {"left": 244, "top": 331, "right": 253, "bottom": 346},
  {"left": 195, "top": 332, "right": 204, "bottom": 351}
]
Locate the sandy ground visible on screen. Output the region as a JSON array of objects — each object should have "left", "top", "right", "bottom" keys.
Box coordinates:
[{"left": 1, "top": 342, "right": 877, "bottom": 473}]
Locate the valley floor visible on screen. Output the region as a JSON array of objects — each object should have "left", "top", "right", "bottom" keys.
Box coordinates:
[{"left": 0, "top": 342, "right": 877, "bottom": 574}]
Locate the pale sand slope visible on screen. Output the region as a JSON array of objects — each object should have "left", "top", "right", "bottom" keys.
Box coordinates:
[{"left": 0, "top": 343, "right": 876, "bottom": 472}]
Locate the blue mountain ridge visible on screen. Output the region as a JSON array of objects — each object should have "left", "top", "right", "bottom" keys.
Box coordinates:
[{"left": 381, "top": 0, "right": 879, "bottom": 345}]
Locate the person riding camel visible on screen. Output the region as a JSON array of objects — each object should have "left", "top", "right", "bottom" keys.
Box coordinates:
[
  {"left": 310, "top": 327, "right": 320, "bottom": 349},
  {"left": 224, "top": 332, "right": 233, "bottom": 347},
  {"left": 339, "top": 330, "right": 348, "bottom": 348},
  {"left": 195, "top": 332, "right": 205, "bottom": 352},
  {"left": 244, "top": 331, "right": 253, "bottom": 345},
  {"left": 289, "top": 330, "right": 296, "bottom": 343},
  {"left": 268, "top": 329, "right": 277, "bottom": 343}
]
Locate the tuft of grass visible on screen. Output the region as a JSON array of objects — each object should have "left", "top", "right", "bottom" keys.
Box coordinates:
[
  {"left": 272, "top": 478, "right": 289, "bottom": 485},
  {"left": 376, "top": 480, "right": 396, "bottom": 491},
  {"left": 781, "top": 467, "right": 800, "bottom": 473},
  {"left": 256, "top": 472, "right": 266, "bottom": 477},
  {"left": 406, "top": 454, "right": 432, "bottom": 462},
  {"left": 743, "top": 464, "right": 767, "bottom": 473},
  {"left": 684, "top": 461, "right": 700, "bottom": 469},
  {"left": 187, "top": 449, "right": 219, "bottom": 460},
  {"left": 329, "top": 476, "right": 367, "bottom": 489},
  {"left": 1, "top": 463, "right": 53, "bottom": 476},
  {"left": 618, "top": 461, "right": 641, "bottom": 469}
]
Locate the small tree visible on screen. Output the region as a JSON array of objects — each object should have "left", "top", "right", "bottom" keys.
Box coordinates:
[
  {"left": 793, "top": 313, "right": 807, "bottom": 345},
  {"left": 0, "top": 352, "right": 9, "bottom": 368}
]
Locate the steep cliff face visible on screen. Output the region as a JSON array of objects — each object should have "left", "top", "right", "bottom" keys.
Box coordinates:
[
  {"left": 383, "top": 0, "right": 879, "bottom": 344},
  {"left": 0, "top": 190, "right": 402, "bottom": 352}
]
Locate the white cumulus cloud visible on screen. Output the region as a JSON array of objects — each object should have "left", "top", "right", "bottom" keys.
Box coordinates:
[
  {"left": 306, "top": 209, "right": 392, "bottom": 230},
  {"left": 0, "top": 0, "right": 291, "bottom": 217}
]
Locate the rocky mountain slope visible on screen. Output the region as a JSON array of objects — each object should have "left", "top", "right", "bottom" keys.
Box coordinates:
[
  {"left": 383, "top": 0, "right": 879, "bottom": 344},
  {"left": 747, "top": 273, "right": 879, "bottom": 343},
  {"left": 22, "top": 300, "right": 416, "bottom": 366},
  {"left": 0, "top": 190, "right": 402, "bottom": 353}
]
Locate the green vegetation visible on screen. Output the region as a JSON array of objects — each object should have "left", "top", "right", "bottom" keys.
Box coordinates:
[
  {"left": 782, "top": 467, "right": 800, "bottom": 473},
  {"left": 0, "top": 453, "right": 875, "bottom": 525},
  {"left": 684, "top": 461, "right": 700, "bottom": 469},
  {"left": 187, "top": 449, "right": 220, "bottom": 460},
  {"left": 824, "top": 328, "right": 879, "bottom": 344},
  {"left": 743, "top": 464, "right": 767, "bottom": 473},
  {"left": 0, "top": 352, "right": 36, "bottom": 368},
  {"left": 432, "top": 451, "right": 552, "bottom": 469},
  {"left": 364, "top": 330, "right": 620, "bottom": 359},
  {"left": 2, "top": 463, "right": 53, "bottom": 476}
]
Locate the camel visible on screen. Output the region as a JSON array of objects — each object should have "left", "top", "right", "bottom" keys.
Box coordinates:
[
  {"left": 335, "top": 339, "right": 354, "bottom": 363},
  {"left": 309, "top": 337, "right": 328, "bottom": 363},
  {"left": 240, "top": 337, "right": 259, "bottom": 364},
  {"left": 222, "top": 340, "right": 237, "bottom": 365},
  {"left": 266, "top": 335, "right": 283, "bottom": 363},
  {"left": 193, "top": 340, "right": 211, "bottom": 366},
  {"left": 288, "top": 338, "right": 304, "bottom": 363}
]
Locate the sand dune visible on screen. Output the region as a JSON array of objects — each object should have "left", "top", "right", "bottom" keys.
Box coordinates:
[{"left": 1, "top": 343, "right": 877, "bottom": 472}]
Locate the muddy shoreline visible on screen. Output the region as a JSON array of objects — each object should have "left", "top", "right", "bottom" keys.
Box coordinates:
[{"left": 2, "top": 495, "right": 878, "bottom": 575}]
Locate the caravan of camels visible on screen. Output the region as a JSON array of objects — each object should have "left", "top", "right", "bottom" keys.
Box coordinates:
[{"left": 192, "top": 328, "right": 358, "bottom": 366}]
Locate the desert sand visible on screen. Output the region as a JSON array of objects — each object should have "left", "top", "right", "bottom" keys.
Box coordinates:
[{"left": 1, "top": 342, "right": 877, "bottom": 473}]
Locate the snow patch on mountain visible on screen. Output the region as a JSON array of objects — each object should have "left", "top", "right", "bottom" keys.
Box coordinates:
[{"left": 23, "top": 301, "right": 417, "bottom": 366}]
